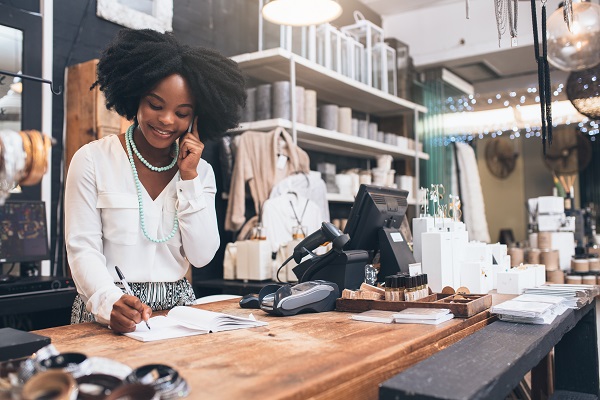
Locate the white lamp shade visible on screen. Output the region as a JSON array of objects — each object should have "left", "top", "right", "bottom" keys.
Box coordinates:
[{"left": 262, "top": 0, "right": 342, "bottom": 27}]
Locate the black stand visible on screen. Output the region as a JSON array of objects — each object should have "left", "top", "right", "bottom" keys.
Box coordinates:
[
  {"left": 378, "top": 227, "right": 415, "bottom": 279},
  {"left": 292, "top": 250, "right": 369, "bottom": 290}
]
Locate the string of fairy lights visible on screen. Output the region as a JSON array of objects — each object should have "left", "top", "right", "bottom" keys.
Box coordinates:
[{"left": 438, "top": 83, "right": 600, "bottom": 146}]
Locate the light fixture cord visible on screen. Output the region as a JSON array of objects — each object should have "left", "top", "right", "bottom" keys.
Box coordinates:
[{"left": 530, "top": 0, "right": 552, "bottom": 154}]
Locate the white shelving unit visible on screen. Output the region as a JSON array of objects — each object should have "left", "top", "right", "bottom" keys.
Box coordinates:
[
  {"left": 229, "top": 118, "right": 429, "bottom": 161},
  {"left": 231, "top": 47, "right": 427, "bottom": 207}
]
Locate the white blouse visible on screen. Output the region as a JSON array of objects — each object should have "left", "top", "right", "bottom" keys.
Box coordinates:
[{"left": 65, "top": 135, "right": 219, "bottom": 324}]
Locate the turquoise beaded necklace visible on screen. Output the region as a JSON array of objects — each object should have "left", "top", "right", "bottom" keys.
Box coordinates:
[
  {"left": 125, "top": 124, "right": 179, "bottom": 243},
  {"left": 128, "top": 125, "right": 179, "bottom": 171}
]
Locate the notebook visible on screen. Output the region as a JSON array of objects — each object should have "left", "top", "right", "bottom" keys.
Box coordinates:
[
  {"left": 124, "top": 306, "right": 268, "bottom": 342},
  {"left": 393, "top": 308, "right": 454, "bottom": 325}
]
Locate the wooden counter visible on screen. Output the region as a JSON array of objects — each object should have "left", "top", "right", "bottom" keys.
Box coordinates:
[{"left": 34, "top": 300, "right": 493, "bottom": 400}]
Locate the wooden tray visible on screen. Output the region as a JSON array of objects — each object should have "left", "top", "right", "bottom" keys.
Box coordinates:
[{"left": 335, "top": 293, "right": 492, "bottom": 318}]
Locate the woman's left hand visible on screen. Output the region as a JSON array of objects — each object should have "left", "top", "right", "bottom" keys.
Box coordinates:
[{"left": 178, "top": 117, "right": 203, "bottom": 180}]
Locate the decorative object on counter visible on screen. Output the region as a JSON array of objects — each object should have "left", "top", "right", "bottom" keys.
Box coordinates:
[
  {"left": 547, "top": 0, "right": 600, "bottom": 71},
  {"left": 126, "top": 363, "right": 190, "bottom": 398},
  {"left": 261, "top": 0, "right": 342, "bottom": 27},
  {"left": 566, "top": 64, "right": 600, "bottom": 120},
  {"left": 529, "top": 0, "right": 553, "bottom": 154}
]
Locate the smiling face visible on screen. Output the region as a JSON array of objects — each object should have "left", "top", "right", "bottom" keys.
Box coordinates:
[{"left": 136, "top": 73, "right": 195, "bottom": 150}]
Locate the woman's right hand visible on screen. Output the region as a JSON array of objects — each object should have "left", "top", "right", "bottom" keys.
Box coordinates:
[{"left": 109, "top": 295, "right": 152, "bottom": 333}]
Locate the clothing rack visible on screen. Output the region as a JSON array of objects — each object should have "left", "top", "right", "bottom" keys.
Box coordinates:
[{"left": 0, "top": 70, "right": 62, "bottom": 95}]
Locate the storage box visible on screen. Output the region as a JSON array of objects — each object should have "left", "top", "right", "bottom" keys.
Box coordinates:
[
  {"left": 496, "top": 267, "right": 537, "bottom": 295},
  {"left": 537, "top": 196, "right": 564, "bottom": 214},
  {"left": 236, "top": 240, "right": 273, "bottom": 281},
  {"left": 411, "top": 216, "right": 434, "bottom": 263},
  {"left": 335, "top": 293, "right": 492, "bottom": 318},
  {"left": 460, "top": 261, "right": 492, "bottom": 294},
  {"left": 421, "top": 231, "right": 454, "bottom": 292}
]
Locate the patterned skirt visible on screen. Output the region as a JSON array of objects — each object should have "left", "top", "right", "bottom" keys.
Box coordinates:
[{"left": 71, "top": 277, "right": 196, "bottom": 324}]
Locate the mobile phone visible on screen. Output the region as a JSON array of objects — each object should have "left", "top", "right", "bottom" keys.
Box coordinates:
[{"left": 187, "top": 120, "right": 193, "bottom": 133}]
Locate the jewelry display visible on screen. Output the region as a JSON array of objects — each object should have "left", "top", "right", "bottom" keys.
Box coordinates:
[
  {"left": 419, "top": 187, "right": 429, "bottom": 217},
  {"left": 495, "top": 0, "right": 518, "bottom": 47},
  {"left": 124, "top": 125, "right": 179, "bottom": 243}
]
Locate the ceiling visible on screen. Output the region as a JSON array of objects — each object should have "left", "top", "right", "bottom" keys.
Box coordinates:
[{"left": 356, "top": 0, "right": 564, "bottom": 104}]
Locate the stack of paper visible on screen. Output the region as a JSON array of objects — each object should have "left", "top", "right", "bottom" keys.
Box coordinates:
[
  {"left": 351, "top": 308, "right": 455, "bottom": 325},
  {"left": 393, "top": 308, "right": 454, "bottom": 325},
  {"left": 491, "top": 294, "right": 569, "bottom": 324},
  {"left": 523, "top": 284, "right": 599, "bottom": 309}
]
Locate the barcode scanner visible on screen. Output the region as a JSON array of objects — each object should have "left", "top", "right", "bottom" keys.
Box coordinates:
[{"left": 292, "top": 222, "right": 349, "bottom": 264}]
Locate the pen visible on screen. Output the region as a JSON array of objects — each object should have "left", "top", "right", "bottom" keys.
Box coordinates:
[{"left": 115, "top": 266, "right": 151, "bottom": 330}]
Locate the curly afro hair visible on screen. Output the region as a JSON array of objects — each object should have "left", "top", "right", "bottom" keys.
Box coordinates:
[{"left": 92, "top": 28, "right": 247, "bottom": 141}]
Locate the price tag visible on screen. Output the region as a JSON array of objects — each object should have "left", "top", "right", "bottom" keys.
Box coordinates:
[{"left": 276, "top": 155, "right": 288, "bottom": 170}]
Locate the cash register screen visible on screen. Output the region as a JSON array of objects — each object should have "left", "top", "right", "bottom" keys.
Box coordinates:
[{"left": 0, "top": 201, "right": 49, "bottom": 263}]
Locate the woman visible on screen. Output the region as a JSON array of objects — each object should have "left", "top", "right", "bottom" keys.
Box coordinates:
[{"left": 65, "top": 28, "right": 246, "bottom": 333}]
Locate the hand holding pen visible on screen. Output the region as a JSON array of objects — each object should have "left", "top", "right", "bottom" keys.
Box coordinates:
[{"left": 111, "top": 266, "right": 151, "bottom": 329}]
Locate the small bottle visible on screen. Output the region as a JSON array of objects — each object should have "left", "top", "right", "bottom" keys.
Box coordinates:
[
  {"left": 415, "top": 275, "right": 424, "bottom": 300},
  {"left": 404, "top": 277, "right": 416, "bottom": 301},
  {"left": 422, "top": 274, "right": 429, "bottom": 297},
  {"left": 396, "top": 275, "right": 406, "bottom": 302},
  {"left": 385, "top": 276, "right": 394, "bottom": 301}
]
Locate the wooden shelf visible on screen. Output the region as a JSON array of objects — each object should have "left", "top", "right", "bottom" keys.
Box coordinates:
[
  {"left": 230, "top": 119, "right": 429, "bottom": 161},
  {"left": 231, "top": 48, "right": 427, "bottom": 117}
]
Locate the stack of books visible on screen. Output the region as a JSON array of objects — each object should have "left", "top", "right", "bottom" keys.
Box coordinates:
[
  {"left": 351, "top": 308, "right": 454, "bottom": 325},
  {"left": 491, "top": 294, "right": 569, "bottom": 324}
]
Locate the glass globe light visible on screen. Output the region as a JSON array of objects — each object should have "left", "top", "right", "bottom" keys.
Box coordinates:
[{"left": 547, "top": 1, "right": 600, "bottom": 71}]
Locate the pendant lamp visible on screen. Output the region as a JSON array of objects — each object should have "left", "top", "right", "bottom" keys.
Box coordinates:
[
  {"left": 547, "top": 0, "right": 600, "bottom": 71},
  {"left": 262, "top": 0, "right": 342, "bottom": 27}
]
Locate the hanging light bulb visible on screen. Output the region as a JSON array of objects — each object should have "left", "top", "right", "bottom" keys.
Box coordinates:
[
  {"left": 262, "top": 0, "right": 342, "bottom": 27},
  {"left": 547, "top": 0, "right": 600, "bottom": 71}
]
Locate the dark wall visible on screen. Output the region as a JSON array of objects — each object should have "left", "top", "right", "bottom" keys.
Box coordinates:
[{"left": 49, "top": 0, "right": 382, "bottom": 281}]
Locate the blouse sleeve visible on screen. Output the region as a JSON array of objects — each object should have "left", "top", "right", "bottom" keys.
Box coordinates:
[
  {"left": 176, "top": 160, "right": 220, "bottom": 268},
  {"left": 65, "top": 145, "right": 124, "bottom": 325}
]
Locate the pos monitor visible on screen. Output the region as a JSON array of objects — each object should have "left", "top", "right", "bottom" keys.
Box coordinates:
[
  {"left": 0, "top": 201, "right": 50, "bottom": 264},
  {"left": 343, "top": 184, "right": 415, "bottom": 279}
]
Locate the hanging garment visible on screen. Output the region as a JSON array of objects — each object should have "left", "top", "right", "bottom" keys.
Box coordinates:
[
  {"left": 262, "top": 193, "right": 323, "bottom": 253},
  {"left": 269, "top": 171, "right": 330, "bottom": 222},
  {"left": 454, "top": 142, "right": 491, "bottom": 243},
  {"left": 225, "top": 128, "right": 310, "bottom": 232}
]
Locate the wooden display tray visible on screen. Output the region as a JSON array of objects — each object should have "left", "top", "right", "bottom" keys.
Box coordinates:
[{"left": 336, "top": 293, "right": 492, "bottom": 318}]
